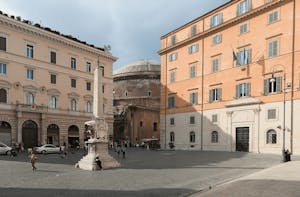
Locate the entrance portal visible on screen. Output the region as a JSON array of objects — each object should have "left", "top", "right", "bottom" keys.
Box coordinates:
[
  {"left": 68, "top": 125, "right": 79, "bottom": 148},
  {"left": 22, "top": 120, "right": 38, "bottom": 149},
  {"left": 47, "top": 124, "right": 59, "bottom": 146},
  {"left": 0, "top": 121, "right": 11, "bottom": 145},
  {"left": 236, "top": 127, "right": 249, "bottom": 152}
]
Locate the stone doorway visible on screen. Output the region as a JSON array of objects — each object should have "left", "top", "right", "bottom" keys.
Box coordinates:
[
  {"left": 236, "top": 127, "right": 249, "bottom": 152},
  {"left": 68, "top": 125, "right": 79, "bottom": 148},
  {"left": 47, "top": 124, "right": 59, "bottom": 146},
  {"left": 0, "top": 121, "right": 11, "bottom": 145},
  {"left": 22, "top": 120, "right": 38, "bottom": 149}
]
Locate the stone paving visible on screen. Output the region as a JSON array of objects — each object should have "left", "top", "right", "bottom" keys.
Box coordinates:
[{"left": 0, "top": 148, "right": 282, "bottom": 197}]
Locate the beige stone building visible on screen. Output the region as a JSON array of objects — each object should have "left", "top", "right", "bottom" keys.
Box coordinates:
[
  {"left": 113, "top": 60, "right": 160, "bottom": 145},
  {"left": 159, "top": 0, "right": 300, "bottom": 155},
  {"left": 0, "top": 12, "right": 116, "bottom": 148}
]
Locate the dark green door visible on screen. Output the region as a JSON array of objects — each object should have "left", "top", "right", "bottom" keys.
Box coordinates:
[{"left": 236, "top": 127, "right": 249, "bottom": 152}]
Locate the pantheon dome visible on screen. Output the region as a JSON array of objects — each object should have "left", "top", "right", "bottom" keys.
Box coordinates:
[{"left": 113, "top": 60, "right": 160, "bottom": 146}]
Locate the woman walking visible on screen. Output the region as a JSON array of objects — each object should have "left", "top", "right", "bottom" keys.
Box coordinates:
[{"left": 30, "top": 151, "right": 37, "bottom": 172}]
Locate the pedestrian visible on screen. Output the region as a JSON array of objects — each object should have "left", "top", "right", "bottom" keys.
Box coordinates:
[
  {"left": 121, "top": 145, "right": 126, "bottom": 159},
  {"left": 30, "top": 151, "right": 37, "bottom": 171},
  {"left": 95, "top": 155, "right": 103, "bottom": 170},
  {"left": 116, "top": 145, "right": 120, "bottom": 158}
]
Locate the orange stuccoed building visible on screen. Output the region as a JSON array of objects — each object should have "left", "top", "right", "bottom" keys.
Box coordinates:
[{"left": 158, "top": 0, "right": 300, "bottom": 155}]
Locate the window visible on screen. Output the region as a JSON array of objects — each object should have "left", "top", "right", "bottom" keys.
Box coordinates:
[
  {"left": 212, "top": 58, "right": 219, "bottom": 73},
  {"left": 170, "top": 70, "right": 176, "bottom": 83},
  {"left": 210, "top": 13, "right": 223, "bottom": 27},
  {"left": 27, "top": 69, "right": 34, "bottom": 80},
  {"left": 0, "top": 37, "right": 6, "bottom": 51},
  {"left": 50, "top": 74, "right": 56, "bottom": 84},
  {"left": 71, "top": 79, "right": 76, "bottom": 88},
  {"left": 266, "top": 129, "right": 277, "bottom": 144},
  {"left": 189, "top": 116, "right": 195, "bottom": 124},
  {"left": 264, "top": 77, "right": 281, "bottom": 94},
  {"left": 140, "top": 121, "right": 143, "bottom": 127},
  {"left": 236, "top": 83, "right": 250, "bottom": 98},
  {"left": 170, "top": 118, "right": 175, "bottom": 125},
  {"left": 71, "top": 57, "right": 76, "bottom": 69},
  {"left": 268, "top": 109, "right": 276, "bottom": 119},
  {"left": 236, "top": 49, "right": 251, "bottom": 66},
  {"left": 268, "top": 40, "right": 278, "bottom": 57},
  {"left": 103, "top": 104, "right": 105, "bottom": 113},
  {"left": 191, "top": 25, "right": 197, "bottom": 37},
  {"left": 212, "top": 114, "right": 218, "bottom": 123},
  {"left": 101, "top": 67, "right": 104, "bottom": 76},
  {"left": 148, "top": 91, "right": 151, "bottom": 97},
  {"left": 71, "top": 99, "right": 77, "bottom": 111},
  {"left": 188, "top": 43, "right": 198, "bottom": 54},
  {"left": 190, "top": 131, "right": 195, "bottom": 143},
  {"left": 86, "top": 101, "right": 92, "bottom": 113},
  {"left": 169, "top": 53, "right": 177, "bottom": 61},
  {"left": 168, "top": 96, "right": 175, "bottom": 108},
  {"left": 102, "top": 85, "right": 104, "bottom": 93},
  {"left": 26, "top": 45, "right": 33, "bottom": 58},
  {"left": 49, "top": 96, "right": 57, "bottom": 109},
  {"left": 50, "top": 51, "right": 56, "bottom": 64},
  {"left": 86, "top": 82, "right": 91, "bottom": 91},
  {"left": 212, "top": 34, "right": 222, "bottom": 45},
  {"left": 237, "top": 0, "right": 250, "bottom": 16},
  {"left": 211, "top": 131, "right": 218, "bottom": 143},
  {"left": 26, "top": 92, "right": 35, "bottom": 105},
  {"left": 240, "top": 23, "right": 248, "bottom": 34},
  {"left": 190, "top": 65, "right": 196, "bottom": 78},
  {"left": 189, "top": 92, "right": 198, "bottom": 105},
  {"left": 0, "top": 63, "right": 6, "bottom": 75},
  {"left": 153, "top": 122, "right": 158, "bottom": 131},
  {"left": 268, "top": 11, "right": 279, "bottom": 24},
  {"left": 209, "top": 88, "right": 222, "bottom": 102},
  {"left": 0, "top": 88, "right": 7, "bottom": 103},
  {"left": 86, "top": 62, "right": 91, "bottom": 73},
  {"left": 171, "top": 35, "right": 176, "bottom": 46},
  {"left": 170, "top": 132, "right": 175, "bottom": 142},
  {"left": 125, "top": 91, "right": 128, "bottom": 97}
]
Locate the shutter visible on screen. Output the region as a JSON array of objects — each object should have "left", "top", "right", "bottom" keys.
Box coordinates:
[
  {"left": 236, "top": 85, "right": 239, "bottom": 98},
  {"left": 189, "top": 93, "right": 193, "bottom": 104},
  {"left": 3, "top": 64, "right": 6, "bottom": 74},
  {"left": 264, "top": 79, "right": 269, "bottom": 95},
  {"left": 276, "top": 77, "right": 282, "bottom": 93},
  {"left": 195, "top": 92, "right": 198, "bottom": 104},
  {"left": 209, "top": 90, "right": 213, "bottom": 102},
  {"left": 210, "top": 16, "right": 213, "bottom": 27},
  {"left": 247, "top": 83, "right": 251, "bottom": 96},
  {"left": 219, "top": 13, "right": 223, "bottom": 24},
  {"left": 218, "top": 88, "right": 222, "bottom": 101},
  {"left": 248, "top": 49, "right": 252, "bottom": 64}
]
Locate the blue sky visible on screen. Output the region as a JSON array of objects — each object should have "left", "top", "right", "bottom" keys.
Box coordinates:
[{"left": 0, "top": 0, "right": 229, "bottom": 70}]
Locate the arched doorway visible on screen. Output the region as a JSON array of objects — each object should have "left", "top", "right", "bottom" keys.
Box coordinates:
[
  {"left": 68, "top": 125, "right": 79, "bottom": 148},
  {"left": 22, "top": 120, "right": 38, "bottom": 149},
  {"left": 0, "top": 121, "right": 11, "bottom": 145},
  {"left": 47, "top": 124, "right": 59, "bottom": 146}
]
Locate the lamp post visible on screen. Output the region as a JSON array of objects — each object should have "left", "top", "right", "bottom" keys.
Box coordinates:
[{"left": 270, "top": 68, "right": 286, "bottom": 162}]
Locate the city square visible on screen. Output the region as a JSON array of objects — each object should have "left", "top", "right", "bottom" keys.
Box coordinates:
[{"left": 0, "top": 149, "right": 283, "bottom": 197}]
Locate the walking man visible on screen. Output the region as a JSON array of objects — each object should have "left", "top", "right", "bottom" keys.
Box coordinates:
[{"left": 30, "top": 151, "right": 37, "bottom": 172}]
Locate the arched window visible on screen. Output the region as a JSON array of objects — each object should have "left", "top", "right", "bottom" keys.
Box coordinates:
[
  {"left": 190, "top": 131, "right": 195, "bottom": 143},
  {"left": 71, "top": 99, "right": 77, "bottom": 111},
  {"left": 0, "top": 88, "right": 7, "bottom": 103},
  {"left": 266, "top": 129, "right": 277, "bottom": 144},
  {"left": 170, "top": 131, "right": 175, "bottom": 142},
  {"left": 211, "top": 131, "right": 218, "bottom": 143},
  {"left": 49, "top": 96, "right": 57, "bottom": 109},
  {"left": 26, "top": 92, "right": 35, "bottom": 105},
  {"left": 86, "top": 101, "right": 92, "bottom": 113}
]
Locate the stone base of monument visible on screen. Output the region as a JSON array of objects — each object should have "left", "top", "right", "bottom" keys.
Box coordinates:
[{"left": 76, "top": 139, "right": 120, "bottom": 170}]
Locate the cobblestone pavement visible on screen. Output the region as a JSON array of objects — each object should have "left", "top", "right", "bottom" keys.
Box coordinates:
[{"left": 0, "top": 148, "right": 282, "bottom": 197}]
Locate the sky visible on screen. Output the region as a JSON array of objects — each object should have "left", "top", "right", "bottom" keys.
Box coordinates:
[{"left": 0, "top": 0, "right": 229, "bottom": 71}]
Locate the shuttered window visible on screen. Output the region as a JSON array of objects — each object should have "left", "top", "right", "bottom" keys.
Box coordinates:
[
  {"left": 0, "top": 37, "right": 6, "bottom": 51},
  {"left": 50, "top": 51, "right": 56, "bottom": 64}
]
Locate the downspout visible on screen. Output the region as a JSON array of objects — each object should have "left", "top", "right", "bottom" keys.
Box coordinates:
[
  {"left": 165, "top": 40, "right": 168, "bottom": 149},
  {"left": 290, "top": 0, "right": 296, "bottom": 154},
  {"left": 201, "top": 22, "right": 205, "bottom": 151}
]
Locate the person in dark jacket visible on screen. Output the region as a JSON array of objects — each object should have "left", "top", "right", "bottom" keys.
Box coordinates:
[{"left": 95, "top": 156, "right": 102, "bottom": 170}]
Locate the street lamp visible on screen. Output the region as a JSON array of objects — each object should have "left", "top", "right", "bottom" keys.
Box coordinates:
[{"left": 270, "top": 67, "right": 286, "bottom": 162}]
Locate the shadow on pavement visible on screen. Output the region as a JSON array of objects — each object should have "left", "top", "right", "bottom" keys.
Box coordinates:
[
  {"left": 198, "top": 179, "right": 300, "bottom": 197},
  {"left": 0, "top": 187, "right": 195, "bottom": 197}
]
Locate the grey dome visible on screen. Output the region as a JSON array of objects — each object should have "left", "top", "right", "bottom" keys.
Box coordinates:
[{"left": 113, "top": 60, "right": 160, "bottom": 76}]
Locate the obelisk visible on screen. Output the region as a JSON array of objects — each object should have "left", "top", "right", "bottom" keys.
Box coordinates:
[{"left": 77, "top": 61, "right": 120, "bottom": 170}]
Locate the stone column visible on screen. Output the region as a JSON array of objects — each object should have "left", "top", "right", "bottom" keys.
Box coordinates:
[
  {"left": 226, "top": 111, "right": 233, "bottom": 152},
  {"left": 40, "top": 113, "right": 46, "bottom": 145},
  {"left": 93, "top": 64, "right": 104, "bottom": 119},
  {"left": 16, "top": 111, "right": 22, "bottom": 144},
  {"left": 253, "top": 108, "right": 261, "bottom": 153}
]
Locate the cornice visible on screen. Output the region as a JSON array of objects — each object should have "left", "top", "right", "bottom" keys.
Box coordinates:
[
  {"left": 158, "top": 0, "right": 292, "bottom": 55},
  {"left": 0, "top": 15, "right": 117, "bottom": 62}
]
